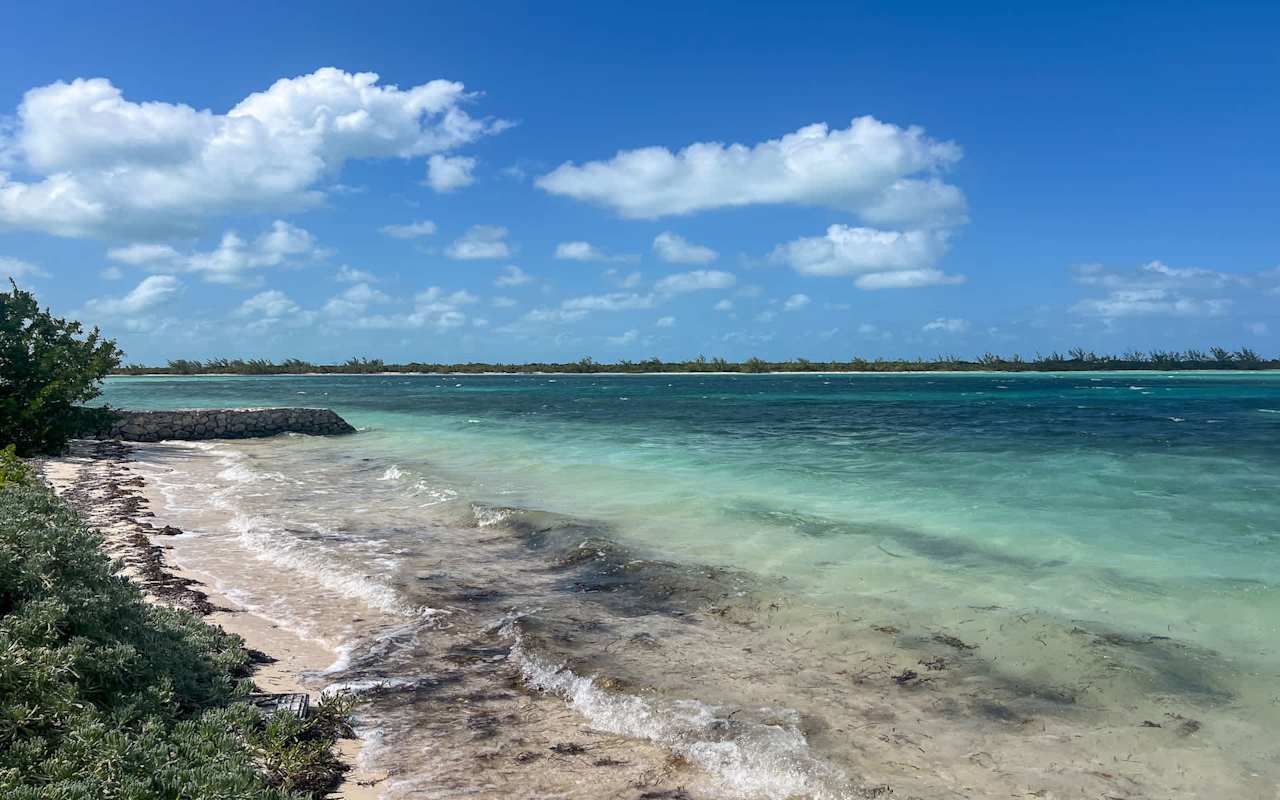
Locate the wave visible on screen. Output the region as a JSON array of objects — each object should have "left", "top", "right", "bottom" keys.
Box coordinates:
[
  {"left": 229, "top": 513, "right": 439, "bottom": 619},
  {"left": 500, "top": 613, "right": 856, "bottom": 800}
]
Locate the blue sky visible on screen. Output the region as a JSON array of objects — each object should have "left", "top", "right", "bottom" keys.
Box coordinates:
[{"left": 2, "top": 1, "right": 1277, "bottom": 364}]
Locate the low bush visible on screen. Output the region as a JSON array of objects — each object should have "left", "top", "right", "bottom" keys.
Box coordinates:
[{"left": 0, "top": 477, "right": 350, "bottom": 798}]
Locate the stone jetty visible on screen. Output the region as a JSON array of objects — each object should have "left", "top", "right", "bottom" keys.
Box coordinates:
[{"left": 83, "top": 408, "right": 356, "bottom": 442}]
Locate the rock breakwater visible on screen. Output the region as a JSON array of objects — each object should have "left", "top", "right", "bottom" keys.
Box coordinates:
[{"left": 84, "top": 408, "right": 356, "bottom": 442}]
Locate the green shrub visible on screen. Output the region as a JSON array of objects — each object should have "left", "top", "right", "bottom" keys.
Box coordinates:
[
  {"left": 0, "top": 445, "right": 30, "bottom": 486},
  {"left": 0, "top": 282, "right": 122, "bottom": 456},
  {"left": 0, "top": 480, "right": 350, "bottom": 798}
]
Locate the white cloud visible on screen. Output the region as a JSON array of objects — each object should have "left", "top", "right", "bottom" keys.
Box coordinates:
[
  {"left": 380, "top": 220, "right": 437, "bottom": 239},
  {"left": 425, "top": 154, "right": 476, "bottom": 192},
  {"left": 494, "top": 264, "right": 532, "bottom": 286},
  {"left": 99, "top": 266, "right": 123, "bottom": 280},
  {"left": 324, "top": 282, "right": 391, "bottom": 317},
  {"left": 0, "top": 68, "right": 506, "bottom": 239},
  {"left": 328, "top": 286, "right": 475, "bottom": 331},
  {"left": 105, "top": 220, "right": 323, "bottom": 285},
  {"left": 854, "top": 269, "right": 964, "bottom": 290},
  {"left": 608, "top": 329, "right": 640, "bottom": 345},
  {"left": 536, "top": 116, "right": 963, "bottom": 226},
  {"left": 554, "top": 241, "right": 609, "bottom": 261},
  {"left": 1069, "top": 261, "right": 1248, "bottom": 318},
  {"left": 782, "top": 293, "right": 811, "bottom": 311},
  {"left": 771, "top": 225, "right": 957, "bottom": 287},
  {"left": 446, "top": 224, "right": 511, "bottom": 260},
  {"left": 554, "top": 241, "right": 636, "bottom": 263},
  {"left": 714, "top": 299, "right": 734, "bottom": 312},
  {"left": 107, "top": 243, "right": 180, "bottom": 265},
  {"left": 336, "top": 265, "right": 377, "bottom": 283},
  {"left": 492, "top": 295, "right": 518, "bottom": 308},
  {"left": 1, "top": 256, "right": 48, "bottom": 280},
  {"left": 653, "top": 269, "right": 736, "bottom": 294},
  {"left": 922, "top": 317, "right": 969, "bottom": 334},
  {"left": 83, "top": 274, "right": 180, "bottom": 315},
  {"left": 1071, "top": 288, "right": 1230, "bottom": 318},
  {"left": 1245, "top": 321, "right": 1268, "bottom": 336},
  {"left": 655, "top": 316, "right": 675, "bottom": 328},
  {"left": 236, "top": 289, "right": 301, "bottom": 319},
  {"left": 652, "top": 232, "right": 718, "bottom": 264},
  {"left": 755, "top": 310, "right": 778, "bottom": 323},
  {"left": 562, "top": 292, "right": 654, "bottom": 312}
]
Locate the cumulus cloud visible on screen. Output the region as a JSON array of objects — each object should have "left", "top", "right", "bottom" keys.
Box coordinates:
[
  {"left": 782, "top": 293, "right": 811, "bottom": 311},
  {"left": 770, "top": 225, "right": 959, "bottom": 288},
  {"left": 0, "top": 256, "right": 48, "bottom": 280},
  {"left": 554, "top": 241, "right": 637, "bottom": 263},
  {"left": 0, "top": 68, "right": 507, "bottom": 239},
  {"left": 425, "top": 154, "right": 476, "bottom": 192},
  {"left": 107, "top": 243, "right": 180, "bottom": 265},
  {"left": 494, "top": 264, "right": 532, "bottom": 286},
  {"left": 653, "top": 269, "right": 736, "bottom": 295},
  {"left": 854, "top": 269, "right": 964, "bottom": 290},
  {"left": 561, "top": 292, "right": 654, "bottom": 312},
  {"left": 107, "top": 220, "right": 324, "bottom": 285},
  {"left": 235, "top": 289, "right": 302, "bottom": 319},
  {"left": 536, "top": 116, "right": 963, "bottom": 225},
  {"left": 922, "top": 317, "right": 969, "bottom": 334},
  {"left": 323, "top": 282, "right": 391, "bottom": 317},
  {"left": 336, "top": 265, "right": 377, "bottom": 283},
  {"left": 1072, "top": 289, "right": 1230, "bottom": 318},
  {"left": 329, "top": 286, "right": 477, "bottom": 331},
  {"left": 82, "top": 274, "right": 180, "bottom": 315},
  {"left": 607, "top": 329, "right": 640, "bottom": 345},
  {"left": 492, "top": 295, "right": 518, "bottom": 308},
  {"left": 446, "top": 224, "right": 511, "bottom": 259},
  {"left": 655, "top": 316, "right": 675, "bottom": 328},
  {"left": 714, "top": 299, "right": 734, "bottom": 312},
  {"left": 652, "top": 232, "right": 718, "bottom": 264},
  {"left": 380, "top": 220, "right": 437, "bottom": 239},
  {"left": 554, "top": 241, "right": 612, "bottom": 261},
  {"left": 1069, "top": 260, "right": 1250, "bottom": 318}
]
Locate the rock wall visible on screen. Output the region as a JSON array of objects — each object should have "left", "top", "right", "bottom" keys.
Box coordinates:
[{"left": 85, "top": 408, "right": 356, "bottom": 442}]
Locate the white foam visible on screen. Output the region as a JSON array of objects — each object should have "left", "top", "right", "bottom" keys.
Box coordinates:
[
  {"left": 379, "top": 465, "right": 404, "bottom": 481},
  {"left": 230, "top": 513, "right": 422, "bottom": 618},
  {"left": 501, "top": 616, "right": 854, "bottom": 800},
  {"left": 472, "top": 505, "right": 512, "bottom": 528}
]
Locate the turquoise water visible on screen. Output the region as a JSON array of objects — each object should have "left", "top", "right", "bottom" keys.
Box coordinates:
[{"left": 101, "top": 372, "right": 1280, "bottom": 797}]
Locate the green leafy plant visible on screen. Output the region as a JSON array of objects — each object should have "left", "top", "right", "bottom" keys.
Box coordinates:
[
  {"left": 0, "top": 281, "right": 122, "bottom": 456},
  {"left": 0, "top": 445, "right": 30, "bottom": 486}
]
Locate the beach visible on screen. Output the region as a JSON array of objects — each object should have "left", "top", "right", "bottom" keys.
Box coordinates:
[{"left": 41, "top": 371, "right": 1280, "bottom": 799}]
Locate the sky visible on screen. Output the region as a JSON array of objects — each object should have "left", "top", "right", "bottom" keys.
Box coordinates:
[{"left": 2, "top": 1, "right": 1278, "bottom": 364}]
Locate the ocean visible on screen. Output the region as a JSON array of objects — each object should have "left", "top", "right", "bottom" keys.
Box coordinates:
[{"left": 98, "top": 372, "right": 1280, "bottom": 798}]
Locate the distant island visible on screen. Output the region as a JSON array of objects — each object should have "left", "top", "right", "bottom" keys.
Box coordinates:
[{"left": 117, "top": 348, "right": 1278, "bottom": 375}]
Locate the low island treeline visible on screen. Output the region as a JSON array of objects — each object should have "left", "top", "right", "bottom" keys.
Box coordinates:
[{"left": 117, "top": 347, "right": 1279, "bottom": 375}]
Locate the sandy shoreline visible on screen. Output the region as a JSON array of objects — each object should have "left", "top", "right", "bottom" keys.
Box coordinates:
[{"left": 40, "top": 440, "right": 382, "bottom": 800}]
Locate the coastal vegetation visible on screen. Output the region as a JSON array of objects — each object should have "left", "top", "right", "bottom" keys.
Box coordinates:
[
  {"left": 117, "top": 348, "right": 1280, "bottom": 376},
  {"left": 1, "top": 282, "right": 121, "bottom": 456},
  {"left": 1, "top": 284, "right": 354, "bottom": 798},
  {"left": 0, "top": 467, "right": 353, "bottom": 799}
]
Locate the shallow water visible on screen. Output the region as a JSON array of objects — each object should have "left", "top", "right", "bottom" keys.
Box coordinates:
[{"left": 103, "top": 373, "right": 1280, "bottom": 798}]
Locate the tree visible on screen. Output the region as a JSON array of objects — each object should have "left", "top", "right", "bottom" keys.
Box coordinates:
[{"left": 0, "top": 282, "right": 122, "bottom": 455}]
